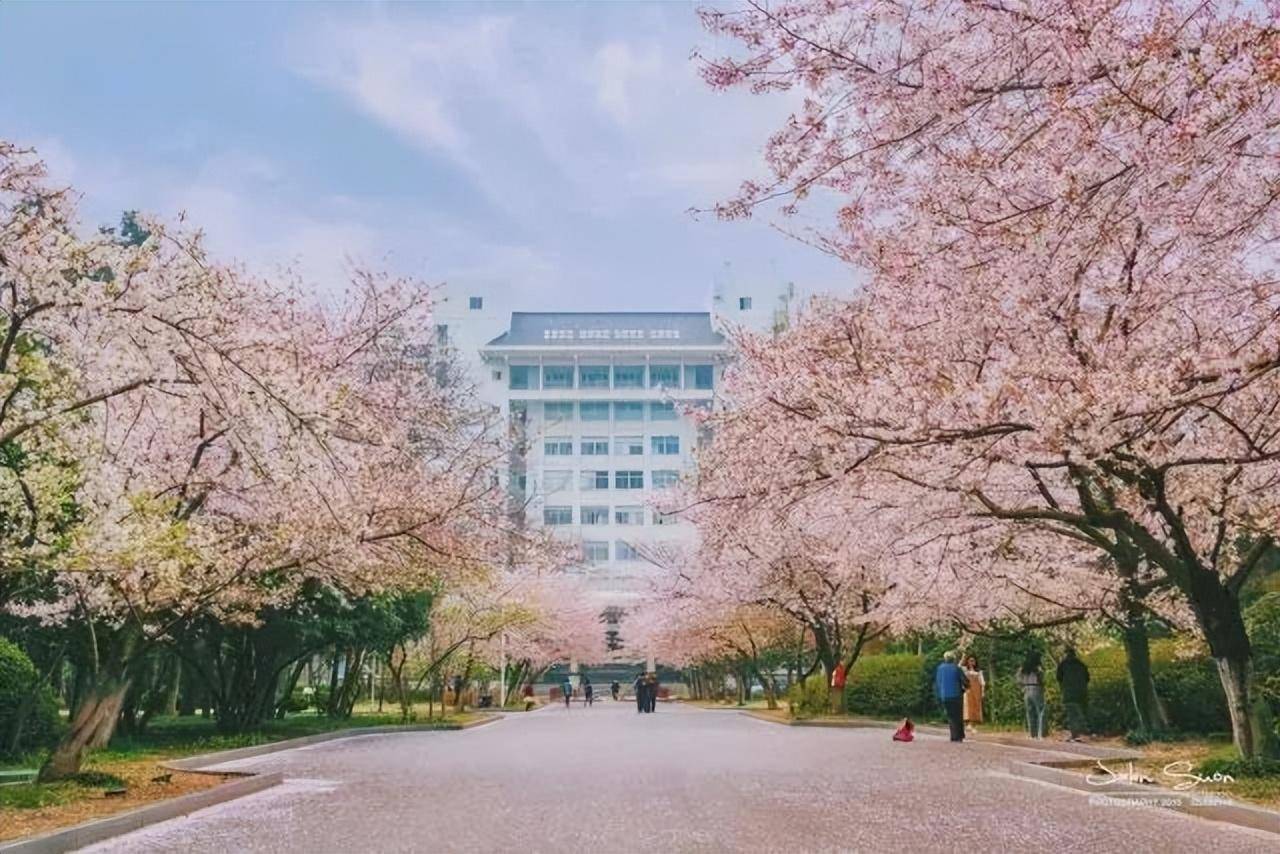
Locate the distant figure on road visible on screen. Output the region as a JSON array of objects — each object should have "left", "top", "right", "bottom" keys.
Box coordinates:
[
  {"left": 610, "top": 680, "right": 620, "bottom": 701},
  {"left": 962, "top": 654, "right": 985, "bottom": 735},
  {"left": 934, "top": 651, "right": 969, "bottom": 742},
  {"left": 1017, "top": 651, "right": 1046, "bottom": 739},
  {"left": 522, "top": 683, "right": 535, "bottom": 712},
  {"left": 1056, "top": 648, "right": 1090, "bottom": 742},
  {"left": 644, "top": 672, "right": 659, "bottom": 713},
  {"left": 633, "top": 672, "right": 645, "bottom": 713},
  {"left": 583, "top": 676, "right": 594, "bottom": 706},
  {"left": 562, "top": 678, "right": 573, "bottom": 708}
]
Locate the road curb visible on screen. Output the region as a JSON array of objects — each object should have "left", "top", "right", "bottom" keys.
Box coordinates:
[
  {"left": 1, "top": 715, "right": 504, "bottom": 853},
  {"left": 740, "top": 712, "right": 1135, "bottom": 758},
  {"left": 164, "top": 714, "right": 502, "bottom": 771},
  {"left": 1009, "top": 760, "right": 1280, "bottom": 836},
  {"left": 0, "top": 772, "right": 283, "bottom": 854}
]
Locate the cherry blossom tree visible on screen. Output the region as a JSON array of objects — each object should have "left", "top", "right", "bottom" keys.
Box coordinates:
[
  {"left": 698, "top": 0, "right": 1280, "bottom": 756},
  {"left": 0, "top": 143, "right": 566, "bottom": 777}
]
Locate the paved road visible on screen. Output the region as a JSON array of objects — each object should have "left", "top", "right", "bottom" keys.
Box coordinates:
[{"left": 85, "top": 701, "right": 1274, "bottom": 853}]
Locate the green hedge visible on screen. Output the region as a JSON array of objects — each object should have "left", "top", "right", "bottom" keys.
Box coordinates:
[
  {"left": 0, "top": 636, "right": 61, "bottom": 759},
  {"left": 1245, "top": 593, "right": 1280, "bottom": 742},
  {"left": 788, "top": 672, "right": 830, "bottom": 718},
  {"left": 838, "top": 640, "right": 1231, "bottom": 736},
  {"left": 844, "top": 654, "right": 926, "bottom": 717}
]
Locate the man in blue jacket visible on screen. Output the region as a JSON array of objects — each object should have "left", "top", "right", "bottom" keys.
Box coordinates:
[{"left": 935, "top": 651, "right": 970, "bottom": 742}]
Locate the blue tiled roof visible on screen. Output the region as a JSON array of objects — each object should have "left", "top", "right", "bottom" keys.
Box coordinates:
[{"left": 486, "top": 312, "right": 725, "bottom": 347}]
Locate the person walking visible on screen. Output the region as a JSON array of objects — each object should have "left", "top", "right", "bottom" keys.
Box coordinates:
[
  {"left": 1056, "top": 647, "right": 1091, "bottom": 742},
  {"left": 934, "top": 651, "right": 969, "bottom": 742},
  {"left": 583, "top": 676, "right": 594, "bottom": 707},
  {"left": 633, "top": 672, "right": 646, "bottom": 713},
  {"left": 646, "top": 673, "right": 659, "bottom": 712},
  {"left": 962, "top": 654, "right": 985, "bottom": 735},
  {"left": 1017, "top": 651, "right": 1047, "bottom": 738},
  {"left": 610, "top": 680, "right": 620, "bottom": 701},
  {"left": 561, "top": 677, "right": 573, "bottom": 709}
]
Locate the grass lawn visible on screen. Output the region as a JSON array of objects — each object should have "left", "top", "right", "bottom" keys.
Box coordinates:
[{"left": 0, "top": 708, "right": 480, "bottom": 843}]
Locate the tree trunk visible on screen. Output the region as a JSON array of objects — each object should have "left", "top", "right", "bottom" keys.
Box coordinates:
[
  {"left": 1186, "top": 569, "right": 1277, "bottom": 758},
  {"left": 39, "top": 679, "right": 130, "bottom": 781},
  {"left": 1120, "top": 617, "right": 1168, "bottom": 733}
]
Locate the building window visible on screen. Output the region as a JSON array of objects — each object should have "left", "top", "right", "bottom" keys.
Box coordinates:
[
  {"left": 544, "top": 402, "right": 574, "bottom": 422},
  {"left": 510, "top": 473, "right": 527, "bottom": 495},
  {"left": 653, "top": 510, "right": 676, "bottom": 526},
  {"left": 581, "top": 506, "right": 610, "bottom": 525},
  {"left": 613, "top": 365, "right": 645, "bottom": 388},
  {"left": 543, "top": 506, "right": 572, "bottom": 526},
  {"left": 616, "top": 540, "right": 641, "bottom": 561},
  {"left": 739, "top": 296, "right": 752, "bottom": 310},
  {"left": 581, "top": 437, "right": 610, "bottom": 456},
  {"left": 614, "top": 402, "right": 643, "bottom": 422},
  {"left": 615, "top": 436, "right": 644, "bottom": 456},
  {"left": 615, "top": 506, "right": 645, "bottom": 526},
  {"left": 580, "top": 470, "right": 610, "bottom": 491},
  {"left": 542, "top": 470, "right": 572, "bottom": 492},
  {"left": 615, "top": 470, "right": 644, "bottom": 489},
  {"left": 543, "top": 365, "right": 574, "bottom": 389},
  {"left": 651, "top": 436, "right": 680, "bottom": 455},
  {"left": 580, "top": 402, "right": 610, "bottom": 422},
  {"left": 469, "top": 296, "right": 483, "bottom": 310},
  {"left": 651, "top": 470, "right": 679, "bottom": 488},
  {"left": 544, "top": 438, "right": 573, "bottom": 456},
  {"left": 650, "top": 365, "right": 680, "bottom": 388},
  {"left": 583, "top": 541, "right": 609, "bottom": 563},
  {"left": 579, "top": 365, "right": 610, "bottom": 388},
  {"left": 510, "top": 401, "right": 528, "bottom": 424},
  {"left": 492, "top": 369, "right": 503, "bottom": 381},
  {"left": 649, "top": 402, "right": 676, "bottom": 421},
  {"left": 510, "top": 365, "right": 536, "bottom": 390},
  {"left": 686, "top": 364, "right": 714, "bottom": 390},
  {"left": 435, "top": 324, "right": 449, "bottom": 345}
]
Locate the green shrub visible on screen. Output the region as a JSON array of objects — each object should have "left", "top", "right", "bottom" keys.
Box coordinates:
[
  {"left": 1196, "top": 755, "right": 1280, "bottom": 779},
  {"left": 0, "top": 636, "right": 61, "bottom": 759},
  {"left": 1245, "top": 593, "right": 1280, "bottom": 740},
  {"left": 1149, "top": 640, "right": 1229, "bottom": 734},
  {"left": 844, "top": 654, "right": 926, "bottom": 717},
  {"left": 788, "top": 672, "right": 829, "bottom": 719}
]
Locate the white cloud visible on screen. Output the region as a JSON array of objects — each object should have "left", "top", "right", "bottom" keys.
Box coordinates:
[{"left": 593, "top": 42, "right": 662, "bottom": 125}]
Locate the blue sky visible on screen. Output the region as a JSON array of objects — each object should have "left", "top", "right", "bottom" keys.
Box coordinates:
[{"left": 0, "top": 1, "right": 851, "bottom": 311}]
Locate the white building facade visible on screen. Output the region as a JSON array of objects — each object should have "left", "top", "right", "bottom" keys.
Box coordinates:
[
  {"left": 479, "top": 312, "right": 728, "bottom": 609},
  {"left": 431, "top": 279, "right": 794, "bottom": 656}
]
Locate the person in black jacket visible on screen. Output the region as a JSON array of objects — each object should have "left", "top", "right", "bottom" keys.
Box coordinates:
[
  {"left": 1056, "top": 648, "right": 1091, "bottom": 742},
  {"left": 633, "top": 672, "right": 645, "bottom": 713}
]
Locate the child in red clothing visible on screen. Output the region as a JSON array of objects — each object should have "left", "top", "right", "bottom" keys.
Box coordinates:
[{"left": 893, "top": 718, "right": 915, "bottom": 742}]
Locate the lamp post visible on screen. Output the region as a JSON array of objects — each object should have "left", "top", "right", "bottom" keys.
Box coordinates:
[{"left": 499, "top": 632, "right": 507, "bottom": 708}]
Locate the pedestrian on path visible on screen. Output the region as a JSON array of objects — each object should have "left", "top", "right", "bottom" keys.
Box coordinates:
[
  {"left": 583, "top": 677, "right": 594, "bottom": 707},
  {"left": 562, "top": 677, "right": 573, "bottom": 709},
  {"left": 934, "top": 651, "right": 969, "bottom": 742},
  {"left": 610, "top": 680, "right": 620, "bottom": 701},
  {"left": 645, "top": 673, "right": 659, "bottom": 712},
  {"left": 1017, "top": 651, "right": 1046, "bottom": 739},
  {"left": 1056, "top": 648, "right": 1090, "bottom": 742},
  {"left": 962, "top": 654, "right": 985, "bottom": 735},
  {"left": 892, "top": 718, "right": 915, "bottom": 742},
  {"left": 633, "top": 672, "right": 645, "bottom": 713}
]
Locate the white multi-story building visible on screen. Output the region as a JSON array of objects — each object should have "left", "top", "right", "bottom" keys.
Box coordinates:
[
  {"left": 479, "top": 312, "right": 728, "bottom": 607},
  {"left": 432, "top": 280, "right": 793, "bottom": 656}
]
